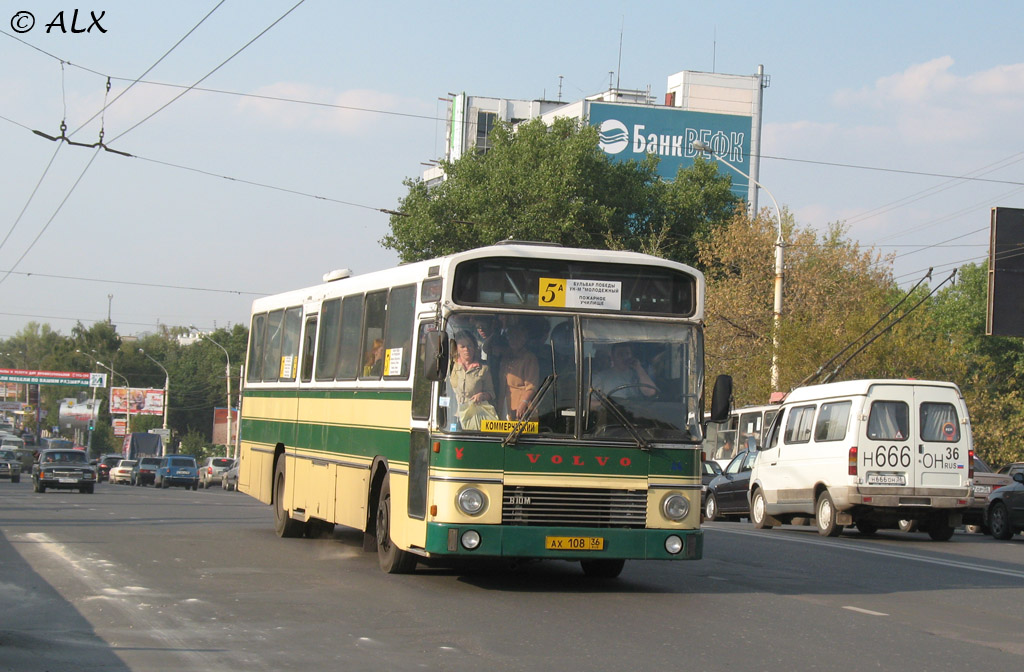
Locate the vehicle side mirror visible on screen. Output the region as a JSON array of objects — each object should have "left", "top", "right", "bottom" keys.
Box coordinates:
[
  {"left": 422, "top": 331, "right": 450, "bottom": 382},
  {"left": 709, "top": 375, "right": 733, "bottom": 423},
  {"left": 1014, "top": 472, "right": 1024, "bottom": 484}
]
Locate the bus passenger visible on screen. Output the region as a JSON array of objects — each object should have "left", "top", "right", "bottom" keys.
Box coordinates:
[
  {"left": 449, "top": 331, "right": 497, "bottom": 430},
  {"left": 500, "top": 325, "right": 539, "bottom": 420}
]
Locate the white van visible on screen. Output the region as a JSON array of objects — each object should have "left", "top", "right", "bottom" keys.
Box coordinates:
[{"left": 748, "top": 379, "right": 973, "bottom": 541}]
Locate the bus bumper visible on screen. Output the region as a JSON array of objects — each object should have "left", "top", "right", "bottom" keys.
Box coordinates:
[{"left": 424, "top": 523, "right": 702, "bottom": 561}]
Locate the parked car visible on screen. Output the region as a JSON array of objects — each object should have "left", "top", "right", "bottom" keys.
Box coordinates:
[
  {"left": 21, "top": 432, "right": 37, "bottom": 446},
  {"left": 701, "top": 460, "right": 722, "bottom": 508},
  {"left": 155, "top": 455, "right": 199, "bottom": 490},
  {"left": 132, "top": 456, "right": 162, "bottom": 486},
  {"left": 964, "top": 455, "right": 1014, "bottom": 533},
  {"left": 705, "top": 448, "right": 758, "bottom": 521},
  {"left": 96, "top": 454, "right": 123, "bottom": 482},
  {"left": 109, "top": 459, "right": 137, "bottom": 485},
  {"left": 198, "top": 457, "right": 234, "bottom": 489},
  {"left": 0, "top": 448, "right": 22, "bottom": 482},
  {"left": 998, "top": 462, "right": 1024, "bottom": 478},
  {"left": 986, "top": 472, "right": 1024, "bottom": 540},
  {"left": 221, "top": 461, "right": 239, "bottom": 491},
  {"left": 32, "top": 449, "right": 97, "bottom": 493}
]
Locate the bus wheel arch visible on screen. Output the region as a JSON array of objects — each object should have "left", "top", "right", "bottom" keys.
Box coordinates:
[{"left": 273, "top": 447, "right": 303, "bottom": 538}]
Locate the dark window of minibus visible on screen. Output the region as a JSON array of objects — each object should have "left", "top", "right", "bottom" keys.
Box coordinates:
[{"left": 301, "top": 316, "right": 317, "bottom": 383}]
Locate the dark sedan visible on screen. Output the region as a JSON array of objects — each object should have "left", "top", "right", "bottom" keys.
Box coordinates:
[
  {"left": 987, "top": 471, "right": 1024, "bottom": 540},
  {"left": 32, "top": 449, "right": 97, "bottom": 493},
  {"left": 704, "top": 448, "right": 758, "bottom": 521},
  {"left": 701, "top": 460, "right": 722, "bottom": 508}
]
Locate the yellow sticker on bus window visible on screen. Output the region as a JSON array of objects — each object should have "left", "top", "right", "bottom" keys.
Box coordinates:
[
  {"left": 480, "top": 419, "right": 539, "bottom": 434},
  {"left": 538, "top": 278, "right": 566, "bottom": 307}
]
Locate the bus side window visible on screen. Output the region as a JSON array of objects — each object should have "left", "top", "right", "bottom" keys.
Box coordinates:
[
  {"left": 360, "top": 291, "right": 388, "bottom": 379},
  {"left": 315, "top": 299, "right": 341, "bottom": 380},
  {"left": 300, "top": 316, "right": 317, "bottom": 383},
  {"left": 384, "top": 285, "right": 415, "bottom": 379},
  {"left": 337, "top": 294, "right": 363, "bottom": 380},
  {"left": 261, "top": 309, "right": 285, "bottom": 382},
  {"left": 247, "top": 313, "right": 267, "bottom": 382},
  {"left": 279, "top": 307, "right": 302, "bottom": 381}
]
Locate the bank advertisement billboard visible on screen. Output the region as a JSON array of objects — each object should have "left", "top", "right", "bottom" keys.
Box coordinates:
[
  {"left": 110, "top": 387, "right": 165, "bottom": 416},
  {"left": 588, "top": 101, "right": 752, "bottom": 197}
]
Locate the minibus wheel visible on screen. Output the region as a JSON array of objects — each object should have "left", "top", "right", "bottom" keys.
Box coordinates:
[{"left": 815, "top": 491, "right": 844, "bottom": 537}]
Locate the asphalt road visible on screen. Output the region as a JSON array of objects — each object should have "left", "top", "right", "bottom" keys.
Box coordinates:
[{"left": 1, "top": 480, "right": 1022, "bottom": 671}]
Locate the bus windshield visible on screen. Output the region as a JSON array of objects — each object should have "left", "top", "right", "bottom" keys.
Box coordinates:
[{"left": 440, "top": 312, "right": 703, "bottom": 443}]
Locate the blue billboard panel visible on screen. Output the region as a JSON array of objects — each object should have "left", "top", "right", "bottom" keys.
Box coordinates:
[{"left": 588, "top": 102, "right": 752, "bottom": 198}]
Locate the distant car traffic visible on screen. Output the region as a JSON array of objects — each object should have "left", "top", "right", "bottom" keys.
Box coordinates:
[
  {"left": 704, "top": 448, "right": 758, "bottom": 521},
  {"left": 97, "top": 454, "right": 123, "bottom": 482},
  {"left": 986, "top": 472, "right": 1024, "bottom": 540},
  {"left": 132, "top": 456, "right": 162, "bottom": 486},
  {"left": 155, "top": 456, "right": 199, "bottom": 490},
  {"left": 32, "top": 449, "right": 97, "bottom": 494},
  {"left": 221, "top": 461, "right": 239, "bottom": 491},
  {"left": 109, "top": 459, "right": 137, "bottom": 485},
  {"left": 0, "top": 448, "right": 22, "bottom": 482},
  {"left": 198, "top": 457, "right": 234, "bottom": 489},
  {"left": 998, "top": 462, "right": 1024, "bottom": 478}
]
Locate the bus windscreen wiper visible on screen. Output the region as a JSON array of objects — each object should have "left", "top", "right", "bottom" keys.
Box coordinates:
[
  {"left": 502, "top": 374, "right": 555, "bottom": 447},
  {"left": 590, "top": 387, "right": 648, "bottom": 450}
]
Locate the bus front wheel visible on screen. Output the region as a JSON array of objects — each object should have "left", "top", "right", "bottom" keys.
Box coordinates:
[
  {"left": 376, "top": 475, "right": 416, "bottom": 574},
  {"left": 580, "top": 559, "right": 625, "bottom": 578},
  {"left": 273, "top": 458, "right": 303, "bottom": 538}
]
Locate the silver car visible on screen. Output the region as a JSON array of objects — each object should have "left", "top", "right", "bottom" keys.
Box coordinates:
[
  {"left": 0, "top": 448, "right": 22, "bottom": 483},
  {"left": 198, "top": 457, "right": 234, "bottom": 489}
]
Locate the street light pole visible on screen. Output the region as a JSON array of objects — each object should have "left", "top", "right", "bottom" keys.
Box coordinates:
[
  {"left": 693, "top": 139, "right": 785, "bottom": 392},
  {"left": 138, "top": 349, "right": 169, "bottom": 431},
  {"left": 190, "top": 327, "right": 232, "bottom": 458},
  {"left": 96, "top": 360, "right": 132, "bottom": 443}
]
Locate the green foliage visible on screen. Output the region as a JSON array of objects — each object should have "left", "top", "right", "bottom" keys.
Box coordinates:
[{"left": 382, "top": 117, "right": 740, "bottom": 265}]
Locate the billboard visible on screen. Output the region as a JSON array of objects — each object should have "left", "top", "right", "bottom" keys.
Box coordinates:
[
  {"left": 588, "top": 101, "right": 752, "bottom": 196},
  {"left": 988, "top": 207, "right": 1024, "bottom": 337},
  {"left": 110, "top": 387, "right": 165, "bottom": 416},
  {"left": 212, "top": 407, "right": 238, "bottom": 446}
]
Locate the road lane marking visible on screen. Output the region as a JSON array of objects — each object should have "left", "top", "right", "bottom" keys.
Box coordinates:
[
  {"left": 843, "top": 606, "right": 889, "bottom": 616},
  {"left": 705, "top": 525, "right": 1024, "bottom": 580}
]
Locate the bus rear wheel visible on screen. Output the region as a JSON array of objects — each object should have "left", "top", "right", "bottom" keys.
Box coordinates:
[
  {"left": 376, "top": 474, "right": 416, "bottom": 574},
  {"left": 273, "top": 458, "right": 303, "bottom": 538}
]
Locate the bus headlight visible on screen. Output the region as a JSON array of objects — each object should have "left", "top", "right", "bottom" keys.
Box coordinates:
[
  {"left": 661, "top": 493, "right": 690, "bottom": 521},
  {"left": 456, "top": 487, "right": 487, "bottom": 516},
  {"left": 461, "top": 530, "right": 481, "bottom": 550},
  {"left": 665, "top": 535, "right": 684, "bottom": 554}
]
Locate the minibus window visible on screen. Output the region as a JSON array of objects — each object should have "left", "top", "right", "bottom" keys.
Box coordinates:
[
  {"left": 920, "top": 403, "right": 960, "bottom": 442},
  {"left": 867, "top": 401, "right": 909, "bottom": 441},
  {"left": 784, "top": 405, "right": 816, "bottom": 444},
  {"left": 815, "top": 401, "right": 852, "bottom": 442}
]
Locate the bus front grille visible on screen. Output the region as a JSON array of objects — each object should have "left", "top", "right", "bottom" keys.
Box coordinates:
[{"left": 501, "top": 486, "right": 647, "bottom": 528}]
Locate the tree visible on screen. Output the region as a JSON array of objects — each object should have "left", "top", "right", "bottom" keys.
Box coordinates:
[{"left": 382, "top": 117, "right": 739, "bottom": 265}]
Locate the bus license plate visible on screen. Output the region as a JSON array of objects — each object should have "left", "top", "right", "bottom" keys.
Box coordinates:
[
  {"left": 545, "top": 536, "right": 604, "bottom": 551},
  {"left": 867, "top": 473, "right": 906, "bottom": 486}
]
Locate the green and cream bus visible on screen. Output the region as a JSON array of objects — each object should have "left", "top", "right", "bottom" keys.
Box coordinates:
[{"left": 238, "top": 242, "right": 730, "bottom": 576}]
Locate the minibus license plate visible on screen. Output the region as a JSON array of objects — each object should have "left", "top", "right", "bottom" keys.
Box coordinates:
[
  {"left": 545, "top": 536, "right": 604, "bottom": 551},
  {"left": 867, "top": 473, "right": 906, "bottom": 486}
]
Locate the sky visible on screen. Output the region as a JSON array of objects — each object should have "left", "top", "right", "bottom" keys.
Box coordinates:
[{"left": 1, "top": 1, "right": 1022, "bottom": 343}]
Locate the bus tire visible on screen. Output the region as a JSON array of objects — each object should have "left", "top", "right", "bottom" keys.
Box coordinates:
[
  {"left": 816, "top": 491, "right": 844, "bottom": 537},
  {"left": 927, "top": 524, "right": 955, "bottom": 541},
  {"left": 855, "top": 520, "right": 878, "bottom": 535},
  {"left": 581, "top": 559, "right": 625, "bottom": 578},
  {"left": 751, "top": 489, "right": 772, "bottom": 529},
  {"left": 376, "top": 475, "right": 416, "bottom": 574},
  {"left": 273, "top": 458, "right": 303, "bottom": 538}
]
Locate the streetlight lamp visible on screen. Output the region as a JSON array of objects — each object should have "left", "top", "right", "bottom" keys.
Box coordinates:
[
  {"left": 692, "top": 139, "right": 785, "bottom": 392},
  {"left": 190, "top": 326, "right": 233, "bottom": 458},
  {"left": 138, "top": 349, "right": 169, "bottom": 432}
]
